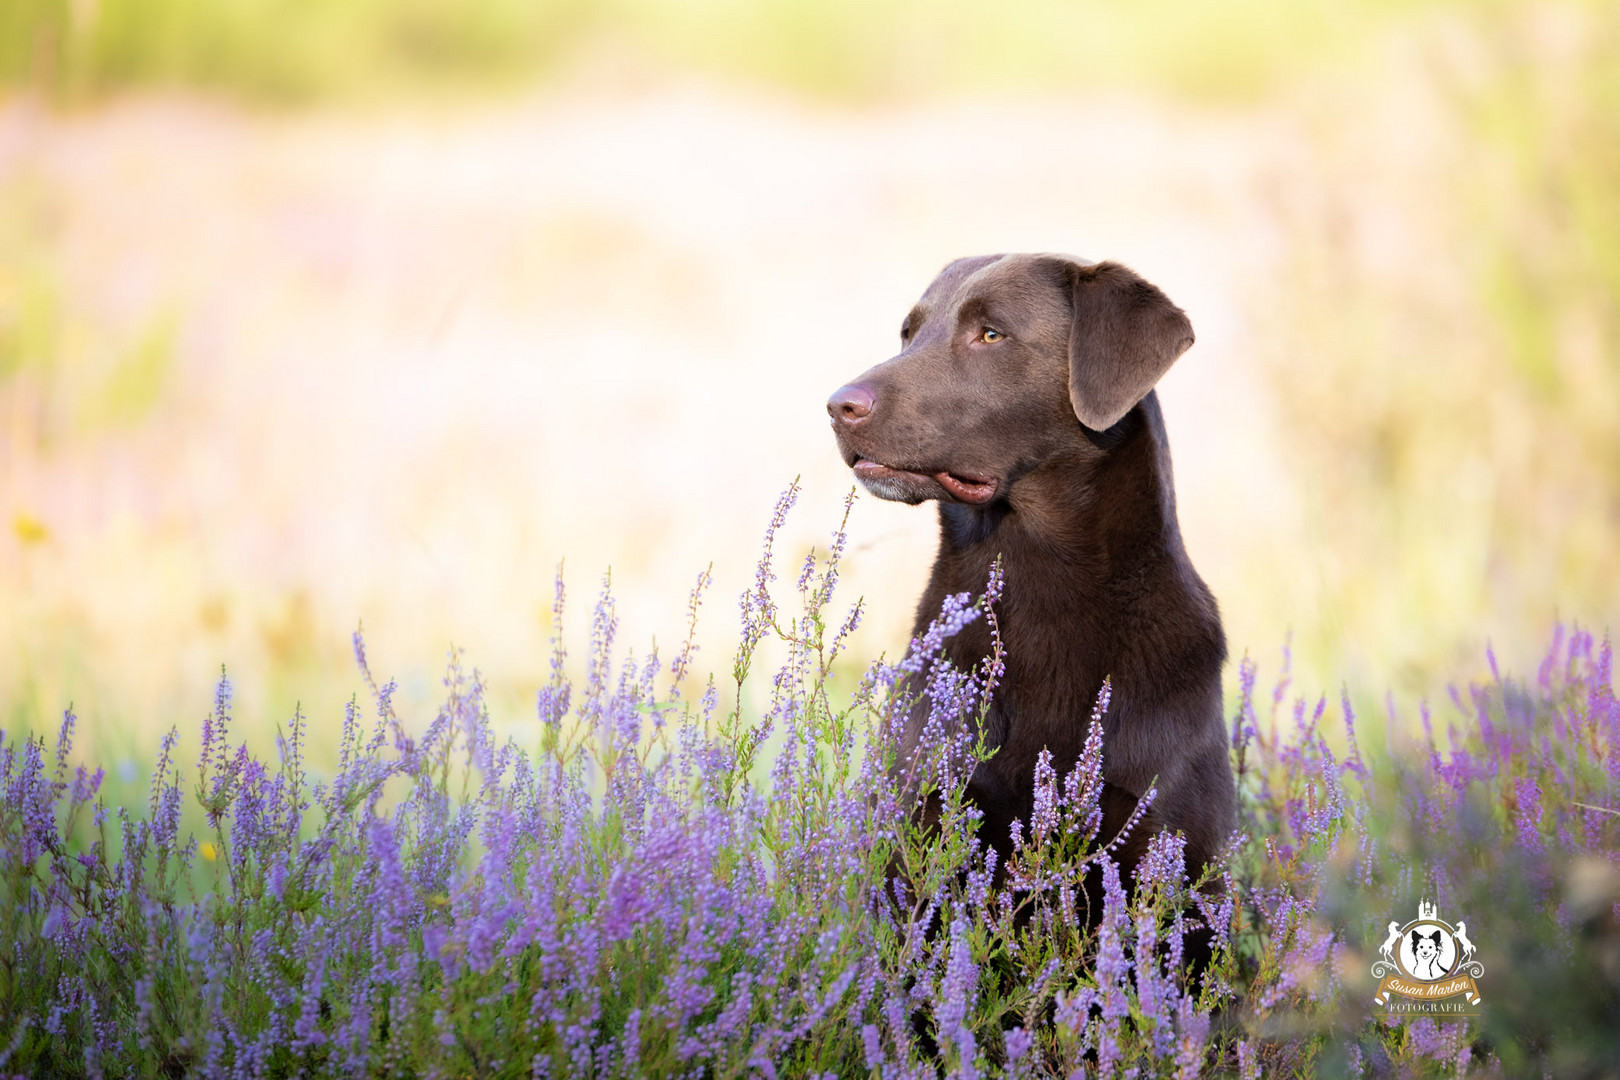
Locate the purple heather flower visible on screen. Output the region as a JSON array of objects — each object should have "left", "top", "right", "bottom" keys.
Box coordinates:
[
  {"left": 1173, "top": 993, "right": 1210, "bottom": 1080},
  {"left": 1030, "top": 748, "right": 1060, "bottom": 845},
  {"left": 1340, "top": 688, "right": 1367, "bottom": 780},
  {"left": 1133, "top": 905, "right": 1177, "bottom": 1055},
  {"left": 1404, "top": 1017, "right": 1466, "bottom": 1063},
  {"left": 1514, "top": 775, "right": 1545, "bottom": 851},
  {"left": 935, "top": 916, "right": 979, "bottom": 1080},
  {"left": 861, "top": 1022, "right": 884, "bottom": 1069},
  {"left": 1237, "top": 1038, "right": 1261, "bottom": 1080},
  {"left": 1068, "top": 683, "right": 1110, "bottom": 832},
  {"left": 739, "top": 480, "right": 800, "bottom": 659},
  {"left": 900, "top": 591, "right": 982, "bottom": 676},
  {"left": 1094, "top": 858, "right": 1131, "bottom": 1022},
  {"left": 1233, "top": 654, "right": 1259, "bottom": 753},
  {"left": 1138, "top": 829, "right": 1188, "bottom": 890}
]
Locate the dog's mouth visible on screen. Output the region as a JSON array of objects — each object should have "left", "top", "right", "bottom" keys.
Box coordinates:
[{"left": 850, "top": 458, "right": 999, "bottom": 505}]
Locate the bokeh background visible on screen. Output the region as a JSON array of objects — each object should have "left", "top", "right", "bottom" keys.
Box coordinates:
[{"left": 3, "top": 0, "right": 1617, "bottom": 768}]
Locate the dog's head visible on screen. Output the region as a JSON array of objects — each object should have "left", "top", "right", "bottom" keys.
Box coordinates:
[
  {"left": 827, "top": 254, "right": 1194, "bottom": 505},
  {"left": 1412, "top": 930, "right": 1442, "bottom": 962}
]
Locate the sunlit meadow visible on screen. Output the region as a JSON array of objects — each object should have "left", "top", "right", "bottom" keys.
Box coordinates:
[
  {"left": 3, "top": 0, "right": 1619, "bottom": 1075},
  {"left": 5, "top": 486, "right": 1618, "bottom": 1076}
]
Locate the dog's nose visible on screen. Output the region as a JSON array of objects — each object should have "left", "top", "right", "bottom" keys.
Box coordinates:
[{"left": 827, "top": 384, "right": 875, "bottom": 425}]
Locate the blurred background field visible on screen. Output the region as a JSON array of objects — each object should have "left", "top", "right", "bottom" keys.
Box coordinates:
[{"left": 2, "top": 0, "right": 1617, "bottom": 765}]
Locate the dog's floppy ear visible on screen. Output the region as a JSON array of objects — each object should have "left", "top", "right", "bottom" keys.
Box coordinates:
[{"left": 1066, "top": 260, "right": 1195, "bottom": 431}]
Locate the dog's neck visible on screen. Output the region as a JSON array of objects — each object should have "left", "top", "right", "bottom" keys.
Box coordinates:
[{"left": 916, "top": 387, "right": 1221, "bottom": 737}]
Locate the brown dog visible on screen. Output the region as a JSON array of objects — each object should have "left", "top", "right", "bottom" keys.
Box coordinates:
[{"left": 828, "top": 254, "right": 1235, "bottom": 879}]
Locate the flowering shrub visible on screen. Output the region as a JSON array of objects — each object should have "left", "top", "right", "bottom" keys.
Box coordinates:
[{"left": 1, "top": 485, "right": 1616, "bottom": 1077}]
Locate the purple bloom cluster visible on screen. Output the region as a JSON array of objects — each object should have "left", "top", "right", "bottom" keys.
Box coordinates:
[{"left": 1, "top": 493, "right": 1616, "bottom": 1077}]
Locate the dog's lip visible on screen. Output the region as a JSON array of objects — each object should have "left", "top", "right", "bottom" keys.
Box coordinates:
[
  {"left": 934, "top": 471, "right": 998, "bottom": 504},
  {"left": 851, "top": 458, "right": 999, "bottom": 504}
]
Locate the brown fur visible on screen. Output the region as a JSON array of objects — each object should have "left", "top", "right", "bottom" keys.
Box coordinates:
[{"left": 827, "top": 253, "right": 1236, "bottom": 877}]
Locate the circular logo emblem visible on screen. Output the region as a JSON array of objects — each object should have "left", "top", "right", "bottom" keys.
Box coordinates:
[
  {"left": 1372, "top": 902, "right": 1483, "bottom": 1013},
  {"left": 1397, "top": 919, "right": 1458, "bottom": 982}
]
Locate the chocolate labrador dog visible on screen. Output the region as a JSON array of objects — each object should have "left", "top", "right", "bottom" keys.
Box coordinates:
[{"left": 827, "top": 253, "right": 1235, "bottom": 880}]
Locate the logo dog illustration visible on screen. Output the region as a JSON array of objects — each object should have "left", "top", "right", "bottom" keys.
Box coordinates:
[
  {"left": 1371, "top": 899, "right": 1484, "bottom": 1011},
  {"left": 1409, "top": 928, "right": 1447, "bottom": 979}
]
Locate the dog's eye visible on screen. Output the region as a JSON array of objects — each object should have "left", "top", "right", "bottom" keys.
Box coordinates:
[{"left": 980, "top": 328, "right": 1005, "bottom": 343}]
